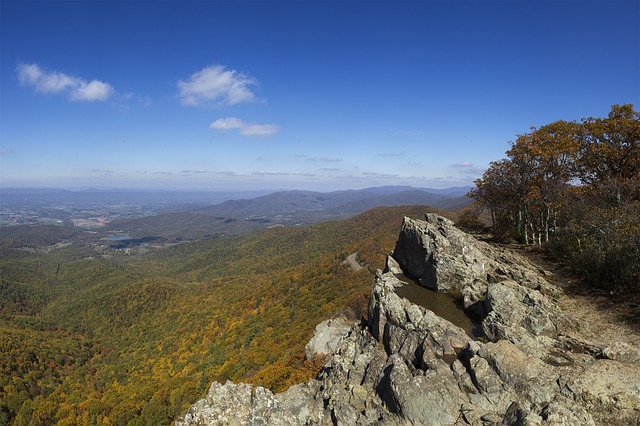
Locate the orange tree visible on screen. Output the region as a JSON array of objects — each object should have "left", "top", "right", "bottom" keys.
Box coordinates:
[{"left": 471, "top": 104, "right": 639, "bottom": 292}]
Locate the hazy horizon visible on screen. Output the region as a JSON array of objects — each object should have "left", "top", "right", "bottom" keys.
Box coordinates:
[{"left": 0, "top": 184, "right": 472, "bottom": 194}]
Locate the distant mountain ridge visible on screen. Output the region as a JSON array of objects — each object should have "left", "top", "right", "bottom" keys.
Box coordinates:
[
  {"left": 2, "top": 185, "right": 471, "bottom": 243},
  {"left": 194, "top": 186, "right": 470, "bottom": 221},
  {"left": 103, "top": 186, "right": 470, "bottom": 240}
]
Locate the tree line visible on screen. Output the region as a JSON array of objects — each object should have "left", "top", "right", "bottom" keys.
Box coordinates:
[{"left": 470, "top": 104, "right": 639, "bottom": 293}]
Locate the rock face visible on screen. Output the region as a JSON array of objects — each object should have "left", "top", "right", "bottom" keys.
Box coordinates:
[
  {"left": 175, "top": 381, "right": 299, "bottom": 426},
  {"left": 176, "top": 214, "right": 640, "bottom": 425},
  {"left": 305, "top": 316, "right": 354, "bottom": 360}
]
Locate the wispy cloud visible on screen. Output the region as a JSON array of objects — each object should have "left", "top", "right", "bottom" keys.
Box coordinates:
[
  {"left": 181, "top": 169, "right": 208, "bottom": 174},
  {"left": 252, "top": 171, "right": 316, "bottom": 177},
  {"left": 451, "top": 161, "right": 474, "bottom": 168},
  {"left": 17, "top": 63, "right": 114, "bottom": 102},
  {"left": 91, "top": 169, "right": 114, "bottom": 175},
  {"left": 458, "top": 167, "right": 486, "bottom": 176},
  {"left": 210, "top": 117, "right": 280, "bottom": 137},
  {"left": 306, "top": 157, "right": 343, "bottom": 163},
  {"left": 362, "top": 171, "right": 400, "bottom": 178},
  {"left": 449, "top": 161, "right": 484, "bottom": 176},
  {"left": 122, "top": 92, "right": 152, "bottom": 107},
  {"left": 0, "top": 148, "right": 11, "bottom": 156},
  {"left": 178, "top": 65, "right": 258, "bottom": 107},
  {"left": 241, "top": 124, "right": 280, "bottom": 136},
  {"left": 378, "top": 152, "right": 405, "bottom": 157}
]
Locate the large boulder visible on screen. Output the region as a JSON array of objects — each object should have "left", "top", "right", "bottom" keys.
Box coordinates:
[
  {"left": 304, "top": 316, "right": 354, "bottom": 360},
  {"left": 390, "top": 214, "right": 555, "bottom": 297}
]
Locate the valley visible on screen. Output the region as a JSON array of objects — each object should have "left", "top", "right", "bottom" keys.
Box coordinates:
[
  {"left": 0, "top": 186, "right": 465, "bottom": 425},
  {"left": 0, "top": 186, "right": 469, "bottom": 256}
]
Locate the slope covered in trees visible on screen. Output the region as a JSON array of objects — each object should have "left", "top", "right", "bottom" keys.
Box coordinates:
[
  {"left": 470, "top": 104, "right": 639, "bottom": 293},
  {"left": 0, "top": 205, "right": 451, "bottom": 425}
]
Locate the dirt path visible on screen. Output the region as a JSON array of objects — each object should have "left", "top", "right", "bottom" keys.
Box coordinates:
[{"left": 515, "top": 247, "right": 640, "bottom": 349}]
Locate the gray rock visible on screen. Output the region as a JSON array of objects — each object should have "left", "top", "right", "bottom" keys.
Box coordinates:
[
  {"left": 601, "top": 341, "right": 640, "bottom": 363},
  {"left": 502, "top": 401, "right": 542, "bottom": 426},
  {"left": 482, "top": 281, "right": 574, "bottom": 356},
  {"left": 276, "top": 381, "right": 323, "bottom": 425},
  {"left": 175, "top": 381, "right": 301, "bottom": 426},
  {"left": 390, "top": 214, "right": 553, "bottom": 294},
  {"left": 567, "top": 359, "right": 640, "bottom": 425},
  {"left": 384, "top": 254, "right": 403, "bottom": 274},
  {"left": 305, "top": 316, "right": 354, "bottom": 360},
  {"left": 377, "top": 354, "right": 462, "bottom": 425}
]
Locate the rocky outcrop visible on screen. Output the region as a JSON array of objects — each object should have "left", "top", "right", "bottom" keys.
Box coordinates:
[
  {"left": 390, "top": 214, "right": 560, "bottom": 316},
  {"left": 305, "top": 316, "right": 354, "bottom": 360},
  {"left": 176, "top": 214, "right": 640, "bottom": 425},
  {"left": 175, "top": 381, "right": 298, "bottom": 426}
]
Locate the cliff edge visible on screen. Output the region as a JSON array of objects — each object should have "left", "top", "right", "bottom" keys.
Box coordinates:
[{"left": 176, "top": 214, "right": 640, "bottom": 425}]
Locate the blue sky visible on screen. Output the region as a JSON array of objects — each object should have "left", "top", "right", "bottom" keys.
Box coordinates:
[{"left": 1, "top": 1, "right": 638, "bottom": 191}]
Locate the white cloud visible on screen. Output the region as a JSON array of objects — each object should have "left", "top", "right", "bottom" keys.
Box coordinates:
[
  {"left": 71, "top": 80, "right": 113, "bottom": 101},
  {"left": 178, "top": 65, "right": 258, "bottom": 107},
  {"left": 0, "top": 148, "right": 11, "bottom": 155},
  {"left": 240, "top": 124, "right": 280, "bottom": 136},
  {"left": 210, "top": 117, "right": 244, "bottom": 130},
  {"left": 451, "top": 161, "right": 474, "bottom": 168},
  {"left": 16, "top": 63, "right": 114, "bottom": 102},
  {"left": 210, "top": 117, "right": 280, "bottom": 137}
]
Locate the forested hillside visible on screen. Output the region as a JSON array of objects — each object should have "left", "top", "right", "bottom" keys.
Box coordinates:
[
  {"left": 0, "top": 205, "right": 450, "bottom": 425},
  {"left": 470, "top": 104, "right": 639, "bottom": 293}
]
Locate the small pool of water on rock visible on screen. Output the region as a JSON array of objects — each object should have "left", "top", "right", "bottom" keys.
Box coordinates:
[{"left": 394, "top": 273, "right": 484, "bottom": 339}]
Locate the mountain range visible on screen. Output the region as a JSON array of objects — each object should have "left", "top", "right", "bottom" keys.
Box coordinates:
[{"left": 105, "top": 186, "right": 471, "bottom": 239}]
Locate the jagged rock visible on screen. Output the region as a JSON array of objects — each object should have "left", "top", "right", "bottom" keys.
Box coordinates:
[
  {"left": 368, "top": 272, "right": 471, "bottom": 365},
  {"left": 175, "top": 381, "right": 300, "bottom": 426},
  {"left": 482, "top": 281, "right": 575, "bottom": 356},
  {"left": 390, "top": 214, "right": 554, "bottom": 295},
  {"left": 384, "top": 254, "right": 403, "bottom": 274},
  {"left": 460, "top": 278, "right": 488, "bottom": 316},
  {"left": 502, "top": 401, "right": 543, "bottom": 425},
  {"left": 377, "top": 354, "right": 464, "bottom": 425},
  {"left": 314, "top": 323, "right": 394, "bottom": 425},
  {"left": 305, "top": 316, "right": 353, "bottom": 360},
  {"left": 275, "top": 381, "right": 325, "bottom": 425},
  {"left": 176, "top": 213, "right": 640, "bottom": 426}
]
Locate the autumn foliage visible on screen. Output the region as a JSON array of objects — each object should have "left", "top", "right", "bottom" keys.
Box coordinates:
[
  {"left": 0, "top": 205, "right": 443, "bottom": 425},
  {"left": 471, "top": 104, "right": 639, "bottom": 293}
]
